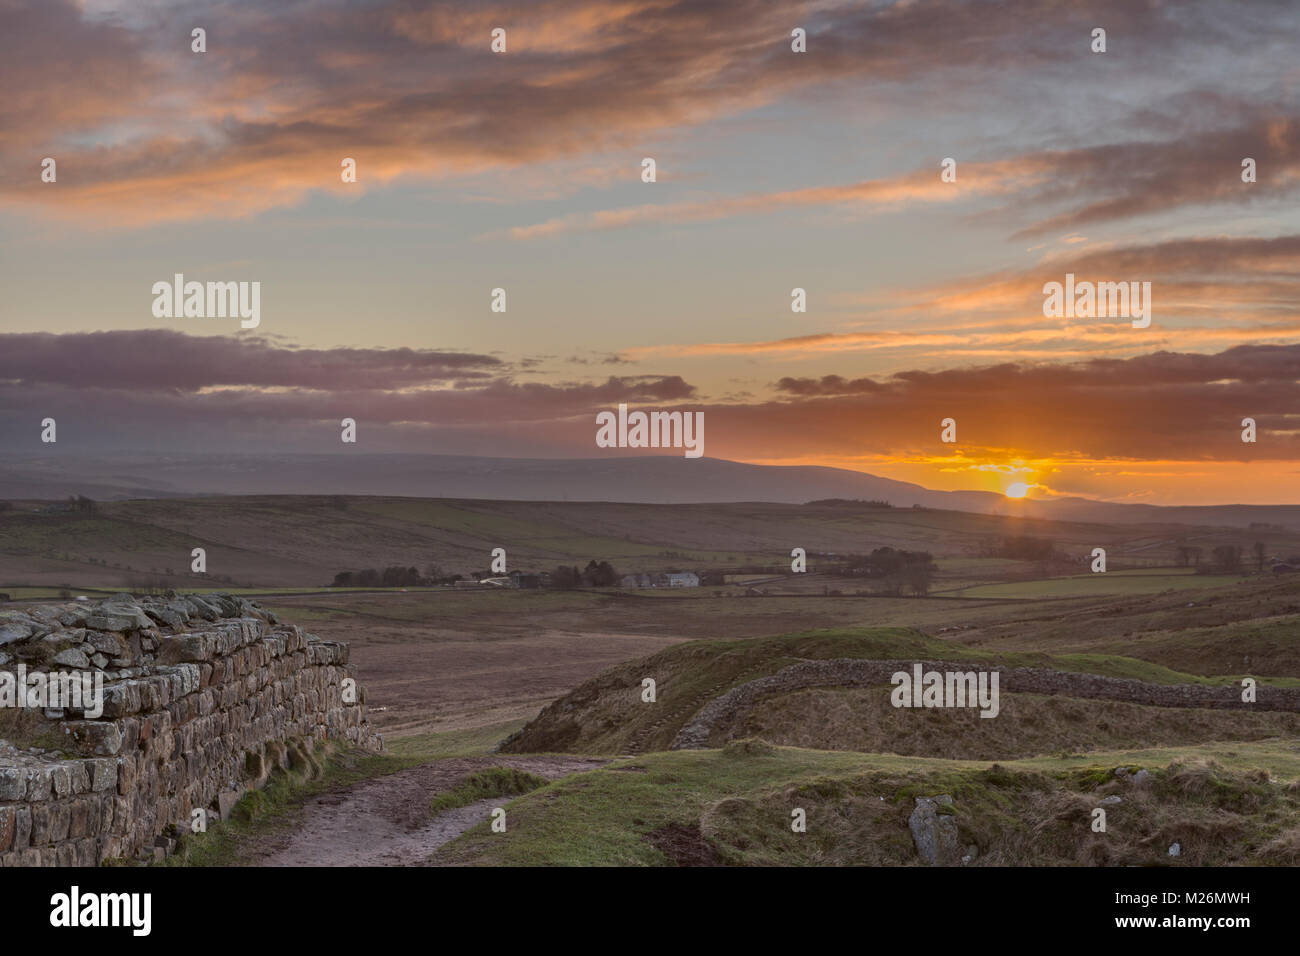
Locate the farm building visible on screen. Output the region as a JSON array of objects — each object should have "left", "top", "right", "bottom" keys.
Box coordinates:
[
  {"left": 620, "top": 572, "right": 701, "bottom": 588},
  {"left": 661, "top": 572, "right": 700, "bottom": 588}
]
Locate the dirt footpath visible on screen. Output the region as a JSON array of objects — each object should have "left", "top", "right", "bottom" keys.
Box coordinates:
[{"left": 248, "top": 756, "right": 606, "bottom": 866}]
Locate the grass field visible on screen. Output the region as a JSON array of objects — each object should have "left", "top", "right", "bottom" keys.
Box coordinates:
[
  {"left": 215, "top": 567, "right": 1296, "bottom": 739},
  {"left": 4, "top": 493, "right": 1293, "bottom": 590},
  {"left": 7, "top": 492, "right": 1297, "bottom": 867},
  {"left": 949, "top": 571, "right": 1247, "bottom": 599},
  {"left": 499, "top": 625, "right": 1300, "bottom": 756},
  {"left": 434, "top": 740, "right": 1300, "bottom": 866}
]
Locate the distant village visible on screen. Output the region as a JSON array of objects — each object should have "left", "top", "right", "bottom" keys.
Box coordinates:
[
  {"left": 331, "top": 563, "right": 707, "bottom": 590},
  {"left": 470, "top": 570, "right": 703, "bottom": 590},
  {"left": 327, "top": 532, "right": 1300, "bottom": 597}
]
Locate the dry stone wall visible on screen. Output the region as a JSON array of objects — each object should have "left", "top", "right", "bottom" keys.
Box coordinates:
[
  {"left": 0, "top": 592, "right": 380, "bottom": 866},
  {"left": 671, "top": 658, "right": 1300, "bottom": 750}
]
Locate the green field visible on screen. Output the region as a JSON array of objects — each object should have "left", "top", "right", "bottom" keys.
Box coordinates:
[{"left": 435, "top": 740, "right": 1300, "bottom": 866}]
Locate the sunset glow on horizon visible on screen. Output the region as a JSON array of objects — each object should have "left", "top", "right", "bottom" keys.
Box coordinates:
[{"left": 1, "top": 0, "right": 1297, "bottom": 505}]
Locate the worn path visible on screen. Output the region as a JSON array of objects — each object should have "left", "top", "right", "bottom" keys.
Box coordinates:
[{"left": 248, "top": 755, "right": 606, "bottom": 866}]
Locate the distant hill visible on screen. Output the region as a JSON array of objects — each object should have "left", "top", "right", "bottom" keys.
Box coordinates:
[
  {"left": 2, "top": 493, "right": 1295, "bottom": 589},
  {"left": 1, "top": 453, "right": 1297, "bottom": 528}
]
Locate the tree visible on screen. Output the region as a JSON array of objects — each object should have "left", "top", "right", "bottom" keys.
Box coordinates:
[
  {"left": 904, "top": 562, "right": 934, "bottom": 596},
  {"left": 550, "top": 565, "right": 582, "bottom": 589},
  {"left": 1210, "top": 545, "right": 1242, "bottom": 573},
  {"left": 582, "top": 559, "right": 619, "bottom": 587},
  {"left": 998, "top": 536, "right": 1054, "bottom": 561},
  {"left": 852, "top": 547, "right": 935, "bottom": 595},
  {"left": 380, "top": 566, "right": 422, "bottom": 587},
  {"left": 1254, "top": 541, "right": 1267, "bottom": 572}
]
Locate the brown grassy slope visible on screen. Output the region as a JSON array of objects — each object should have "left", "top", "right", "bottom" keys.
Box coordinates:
[
  {"left": 496, "top": 626, "right": 1293, "bottom": 757},
  {"left": 718, "top": 686, "right": 1300, "bottom": 759},
  {"left": 498, "top": 628, "right": 944, "bottom": 755},
  {"left": 946, "top": 574, "right": 1300, "bottom": 676}
]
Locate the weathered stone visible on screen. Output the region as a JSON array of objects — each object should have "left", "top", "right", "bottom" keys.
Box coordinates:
[
  {"left": 55, "top": 607, "right": 89, "bottom": 627},
  {"left": 0, "top": 806, "right": 15, "bottom": 853},
  {"left": 84, "top": 604, "right": 153, "bottom": 633},
  {"left": 14, "top": 807, "right": 31, "bottom": 850},
  {"left": 88, "top": 759, "right": 117, "bottom": 792},
  {"left": 51, "top": 648, "right": 91, "bottom": 668},
  {"left": 86, "top": 631, "right": 127, "bottom": 656},
  {"left": 909, "top": 795, "right": 962, "bottom": 866},
  {"left": 25, "top": 767, "right": 54, "bottom": 801},
  {"left": 217, "top": 790, "right": 242, "bottom": 822},
  {"left": 0, "top": 623, "right": 32, "bottom": 646},
  {"left": 186, "top": 597, "right": 222, "bottom": 622},
  {"left": 62, "top": 721, "right": 123, "bottom": 756},
  {"left": 0, "top": 767, "right": 27, "bottom": 800},
  {"left": 143, "top": 604, "right": 187, "bottom": 628},
  {"left": 158, "top": 634, "right": 212, "bottom": 663},
  {"left": 0, "top": 593, "right": 378, "bottom": 866}
]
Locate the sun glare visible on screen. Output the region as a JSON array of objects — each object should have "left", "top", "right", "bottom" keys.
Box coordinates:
[{"left": 1005, "top": 482, "right": 1030, "bottom": 498}]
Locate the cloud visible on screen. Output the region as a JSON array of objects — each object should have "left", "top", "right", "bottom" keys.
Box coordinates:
[
  {"left": 6, "top": 0, "right": 1294, "bottom": 224},
  {"left": 495, "top": 110, "right": 1300, "bottom": 241},
  {"left": 494, "top": 163, "right": 1031, "bottom": 239},
  {"left": 0, "top": 330, "right": 502, "bottom": 390},
  {"left": 626, "top": 234, "right": 1300, "bottom": 361},
  {"left": 0, "top": 330, "right": 1292, "bottom": 467},
  {"left": 737, "top": 344, "right": 1300, "bottom": 463},
  {"left": 1005, "top": 114, "right": 1300, "bottom": 237},
  {"left": 0, "top": 0, "right": 157, "bottom": 154},
  {"left": 0, "top": 329, "right": 697, "bottom": 452}
]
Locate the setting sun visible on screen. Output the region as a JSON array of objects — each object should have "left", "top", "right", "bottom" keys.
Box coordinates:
[{"left": 1005, "top": 482, "right": 1030, "bottom": 498}]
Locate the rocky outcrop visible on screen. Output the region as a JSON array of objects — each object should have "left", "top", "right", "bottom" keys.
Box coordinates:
[
  {"left": 908, "top": 795, "right": 962, "bottom": 866},
  {"left": 0, "top": 593, "right": 380, "bottom": 866},
  {"left": 670, "top": 658, "right": 1300, "bottom": 750}
]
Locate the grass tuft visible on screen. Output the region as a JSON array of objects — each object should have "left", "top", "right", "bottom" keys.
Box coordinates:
[{"left": 428, "top": 766, "right": 550, "bottom": 815}]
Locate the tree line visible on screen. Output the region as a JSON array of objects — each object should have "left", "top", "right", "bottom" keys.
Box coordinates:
[
  {"left": 330, "top": 559, "right": 621, "bottom": 589},
  {"left": 826, "top": 547, "right": 936, "bottom": 595}
]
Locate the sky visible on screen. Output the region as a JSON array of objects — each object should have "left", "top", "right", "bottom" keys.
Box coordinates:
[{"left": 1, "top": 0, "right": 1298, "bottom": 504}]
